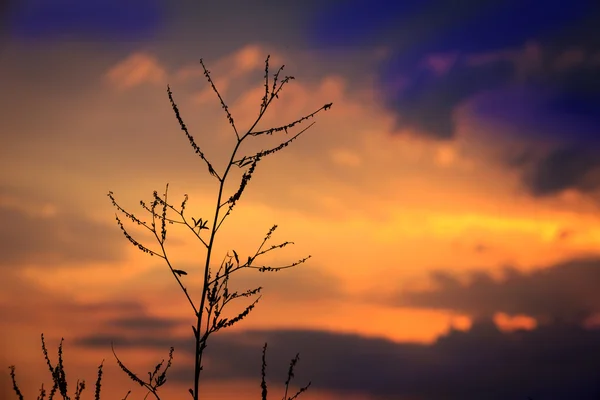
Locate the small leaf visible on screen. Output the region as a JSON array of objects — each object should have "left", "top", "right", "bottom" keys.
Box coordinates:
[
  {"left": 173, "top": 269, "right": 188, "bottom": 276},
  {"left": 233, "top": 250, "right": 239, "bottom": 265}
]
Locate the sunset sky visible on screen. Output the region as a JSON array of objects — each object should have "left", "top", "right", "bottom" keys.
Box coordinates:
[{"left": 2, "top": 1, "right": 600, "bottom": 399}]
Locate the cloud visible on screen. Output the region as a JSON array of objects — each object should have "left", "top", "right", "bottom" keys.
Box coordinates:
[
  {"left": 383, "top": 55, "right": 514, "bottom": 139},
  {"left": 0, "top": 260, "right": 146, "bottom": 368},
  {"left": 308, "top": 0, "right": 600, "bottom": 142},
  {"left": 0, "top": 184, "right": 125, "bottom": 268},
  {"left": 178, "top": 44, "right": 279, "bottom": 107},
  {"left": 329, "top": 148, "right": 362, "bottom": 167},
  {"left": 67, "top": 254, "right": 600, "bottom": 399},
  {"left": 75, "top": 322, "right": 600, "bottom": 400},
  {"left": 390, "top": 256, "right": 600, "bottom": 326},
  {"left": 520, "top": 145, "right": 600, "bottom": 197},
  {"left": 0, "top": 265, "right": 145, "bottom": 326},
  {"left": 105, "top": 52, "right": 167, "bottom": 90},
  {"left": 383, "top": 42, "right": 600, "bottom": 142},
  {"left": 471, "top": 48, "right": 600, "bottom": 139},
  {"left": 109, "top": 315, "right": 187, "bottom": 332},
  {"left": 544, "top": 59, "right": 600, "bottom": 124},
  {"left": 460, "top": 47, "right": 600, "bottom": 198},
  {"left": 154, "top": 44, "right": 414, "bottom": 222}
]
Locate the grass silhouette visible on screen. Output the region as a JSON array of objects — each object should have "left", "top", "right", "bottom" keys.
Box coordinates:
[{"left": 8, "top": 54, "right": 333, "bottom": 400}]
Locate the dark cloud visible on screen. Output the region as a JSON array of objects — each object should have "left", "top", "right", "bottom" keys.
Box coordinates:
[
  {"left": 0, "top": 267, "right": 149, "bottom": 400},
  {"left": 109, "top": 315, "right": 187, "bottom": 332},
  {"left": 521, "top": 145, "right": 600, "bottom": 197},
  {"left": 382, "top": 45, "right": 600, "bottom": 142},
  {"left": 307, "top": 0, "right": 600, "bottom": 198},
  {"left": 76, "top": 333, "right": 183, "bottom": 353},
  {"left": 519, "top": 64, "right": 600, "bottom": 196},
  {"left": 0, "top": 184, "right": 125, "bottom": 268},
  {"left": 546, "top": 62, "right": 600, "bottom": 121},
  {"left": 393, "top": 256, "right": 600, "bottom": 325},
  {"left": 475, "top": 55, "right": 600, "bottom": 143},
  {"left": 75, "top": 322, "right": 600, "bottom": 400},
  {"left": 309, "top": 0, "right": 600, "bottom": 143},
  {"left": 384, "top": 57, "right": 514, "bottom": 139},
  {"left": 69, "top": 255, "right": 600, "bottom": 398},
  {"left": 469, "top": 64, "right": 600, "bottom": 197}
]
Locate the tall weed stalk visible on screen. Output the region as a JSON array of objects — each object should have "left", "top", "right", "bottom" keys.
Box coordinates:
[{"left": 9, "top": 54, "right": 332, "bottom": 400}]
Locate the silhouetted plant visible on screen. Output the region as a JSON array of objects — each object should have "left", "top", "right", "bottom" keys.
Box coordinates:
[
  {"left": 9, "top": 54, "right": 332, "bottom": 400},
  {"left": 9, "top": 334, "right": 106, "bottom": 400}
]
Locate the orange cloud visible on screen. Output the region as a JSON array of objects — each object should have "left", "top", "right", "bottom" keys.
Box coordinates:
[{"left": 104, "top": 52, "right": 167, "bottom": 90}]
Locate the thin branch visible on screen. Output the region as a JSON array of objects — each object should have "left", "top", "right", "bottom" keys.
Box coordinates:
[
  {"left": 167, "top": 85, "right": 221, "bottom": 180},
  {"left": 199, "top": 58, "right": 239, "bottom": 140}
]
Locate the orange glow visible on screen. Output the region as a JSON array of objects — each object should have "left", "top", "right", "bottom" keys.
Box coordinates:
[{"left": 494, "top": 312, "right": 538, "bottom": 332}]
